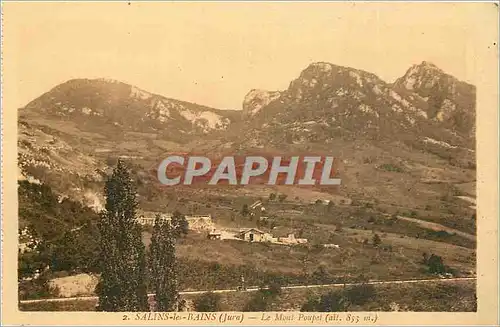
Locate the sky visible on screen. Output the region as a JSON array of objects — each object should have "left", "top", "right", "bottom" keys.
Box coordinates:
[{"left": 3, "top": 2, "right": 494, "bottom": 111}]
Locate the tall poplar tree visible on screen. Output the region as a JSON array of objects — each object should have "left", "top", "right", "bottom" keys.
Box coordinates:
[
  {"left": 171, "top": 210, "right": 189, "bottom": 238},
  {"left": 149, "top": 214, "right": 180, "bottom": 311},
  {"left": 96, "top": 160, "right": 149, "bottom": 312}
]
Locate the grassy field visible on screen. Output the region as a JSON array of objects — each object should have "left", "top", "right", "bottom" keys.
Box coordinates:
[
  {"left": 19, "top": 279, "right": 476, "bottom": 312},
  {"left": 171, "top": 228, "right": 474, "bottom": 287},
  {"left": 25, "top": 228, "right": 474, "bottom": 303}
]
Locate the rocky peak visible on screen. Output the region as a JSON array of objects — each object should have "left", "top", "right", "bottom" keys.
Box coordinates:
[
  {"left": 242, "top": 89, "right": 282, "bottom": 117},
  {"left": 393, "top": 61, "right": 476, "bottom": 135},
  {"left": 238, "top": 60, "right": 476, "bottom": 147},
  {"left": 22, "top": 78, "right": 238, "bottom": 135},
  {"left": 286, "top": 62, "right": 388, "bottom": 102},
  {"left": 393, "top": 61, "right": 446, "bottom": 91}
]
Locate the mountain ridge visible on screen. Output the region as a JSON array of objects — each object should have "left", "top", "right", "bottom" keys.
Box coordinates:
[{"left": 17, "top": 60, "right": 476, "bottom": 216}]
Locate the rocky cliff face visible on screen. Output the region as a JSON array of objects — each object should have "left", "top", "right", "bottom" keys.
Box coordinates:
[
  {"left": 393, "top": 61, "right": 476, "bottom": 137},
  {"left": 23, "top": 78, "right": 238, "bottom": 136},
  {"left": 242, "top": 89, "right": 282, "bottom": 117},
  {"left": 233, "top": 61, "right": 475, "bottom": 153}
]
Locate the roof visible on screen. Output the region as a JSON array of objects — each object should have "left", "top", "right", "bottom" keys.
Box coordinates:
[
  {"left": 208, "top": 231, "right": 222, "bottom": 235},
  {"left": 238, "top": 228, "right": 266, "bottom": 235}
]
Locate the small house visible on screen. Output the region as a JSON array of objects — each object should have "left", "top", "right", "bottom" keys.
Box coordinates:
[{"left": 238, "top": 228, "right": 268, "bottom": 242}]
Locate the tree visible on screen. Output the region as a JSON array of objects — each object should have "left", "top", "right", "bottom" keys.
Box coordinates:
[
  {"left": 18, "top": 181, "right": 101, "bottom": 275},
  {"left": 150, "top": 215, "right": 180, "bottom": 311},
  {"left": 426, "top": 254, "right": 447, "bottom": 274},
  {"left": 194, "top": 292, "right": 222, "bottom": 312},
  {"left": 268, "top": 193, "right": 277, "bottom": 201},
  {"left": 372, "top": 233, "right": 381, "bottom": 247},
  {"left": 171, "top": 211, "right": 189, "bottom": 238},
  {"left": 96, "top": 160, "right": 149, "bottom": 312}
]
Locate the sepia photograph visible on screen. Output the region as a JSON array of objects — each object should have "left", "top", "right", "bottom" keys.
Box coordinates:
[{"left": 1, "top": 1, "right": 498, "bottom": 325}]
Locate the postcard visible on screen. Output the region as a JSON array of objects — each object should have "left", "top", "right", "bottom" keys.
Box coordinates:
[{"left": 1, "top": 1, "right": 498, "bottom": 325}]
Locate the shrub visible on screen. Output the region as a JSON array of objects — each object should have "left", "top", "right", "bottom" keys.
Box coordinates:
[
  {"left": 372, "top": 233, "right": 382, "bottom": 247},
  {"left": 18, "top": 274, "right": 60, "bottom": 300},
  {"left": 244, "top": 290, "right": 272, "bottom": 312},
  {"left": 310, "top": 266, "right": 331, "bottom": 284},
  {"left": 300, "top": 296, "right": 320, "bottom": 312},
  {"left": 379, "top": 163, "right": 404, "bottom": 173},
  {"left": 278, "top": 194, "right": 288, "bottom": 202},
  {"left": 424, "top": 253, "right": 448, "bottom": 274},
  {"left": 194, "top": 292, "right": 222, "bottom": 312},
  {"left": 244, "top": 278, "right": 283, "bottom": 311},
  {"left": 427, "top": 230, "right": 451, "bottom": 238},
  {"left": 344, "top": 284, "right": 376, "bottom": 305},
  {"left": 301, "top": 290, "right": 349, "bottom": 312}
]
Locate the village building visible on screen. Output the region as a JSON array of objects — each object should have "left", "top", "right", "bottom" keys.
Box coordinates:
[
  {"left": 278, "top": 233, "right": 308, "bottom": 245},
  {"left": 311, "top": 199, "right": 333, "bottom": 205},
  {"left": 207, "top": 230, "right": 222, "bottom": 240},
  {"left": 136, "top": 211, "right": 214, "bottom": 231},
  {"left": 238, "top": 228, "right": 272, "bottom": 242}
]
